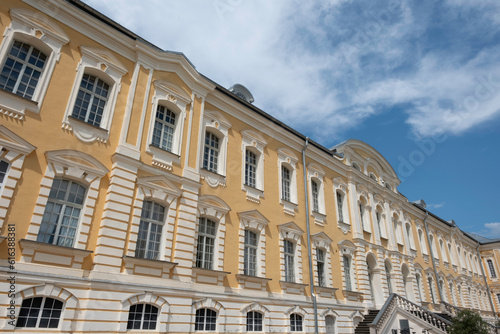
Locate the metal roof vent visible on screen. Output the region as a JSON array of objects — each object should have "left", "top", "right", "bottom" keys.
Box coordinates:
[
  {"left": 412, "top": 199, "right": 427, "bottom": 209},
  {"left": 229, "top": 83, "right": 254, "bottom": 104}
]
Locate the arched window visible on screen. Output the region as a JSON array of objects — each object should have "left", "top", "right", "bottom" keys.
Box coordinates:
[
  {"left": 325, "top": 315, "right": 336, "bottom": 334},
  {"left": 37, "top": 178, "right": 87, "bottom": 247},
  {"left": 415, "top": 274, "right": 423, "bottom": 301},
  {"left": 336, "top": 191, "right": 344, "bottom": 223},
  {"left": 487, "top": 259, "right": 497, "bottom": 278},
  {"left": 246, "top": 311, "right": 263, "bottom": 332},
  {"left": 428, "top": 277, "right": 436, "bottom": 304},
  {"left": 281, "top": 165, "right": 291, "bottom": 202},
  {"left": 290, "top": 313, "right": 303, "bottom": 332},
  {"left": 203, "top": 131, "right": 220, "bottom": 173},
  {"left": 195, "top": 308, "right": 217, "bottom": 331},
  {"left": 343, "top": 255, "right": 353, "bottom": 291},
  {"left": 311, "top": 179, "right": 319, "bottom": 212},
  {"left": 385, "top": 263, "right": 393, "bottom": 294},
  {"left": 135, "top": 201, "right": 166, "bottom": 260},
  {"left": 244, "top": 229, "right": 258, "bottom": 276},
  {"left": 16, "top": 297, "right": 63, "bottom": 328},
  {"left": 196, "top": 217, "right": 217, "bottom": 269},
  {"left": 71, "top": 73, "right": 110, "bottom": 126},
  {"left": 245, "top": 149, "right": 257, "bottom": 188},
  {"left": 127, "top": 303, "right": 159, "bottom": 330},
  {"left": 152, "top": 105, "right": 176, "bottom": 152},
  {"left": 0, "top": 40, "right": 47, "bottom": 99}
]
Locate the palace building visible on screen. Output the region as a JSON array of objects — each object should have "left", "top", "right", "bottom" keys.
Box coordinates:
[{"left": 1, "top": 0, "right": 500, "bottom": 333}]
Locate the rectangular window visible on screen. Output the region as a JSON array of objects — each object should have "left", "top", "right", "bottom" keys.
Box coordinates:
[
  {"left": 135, "top": 201, "right": 165, "bottom": 260},
  {"left": 428, "top": 277, "right": 436, "bottom": 304},
  {"left": 317, "top": 248, "right": 325, "bottom": 287},
  {"left": 488, "top": 259, "right": 497, "bottom": 278},
  {"left": 284, "top": 240, "right": 295, "bottom": 282},
  {"left": 359, "top": 203, "right": 364, "bottom": 228},
  {"left": 37, "top": 178, "right": 86, "bottom": 247},
  {"left": 0, "top": 160, "right": 9, "bottom": 187},
  {"left": 244, "top": 230, "right": 258, "bottom": 276},
  {"left": 336, "top": 192, "right": 344, "bottom": 222},
  {"left": 0, "top": 40, "right": 47, "bottom": 99},
  {"left": 416, "top": 275, "right": 422, "bottom": 301},
  {"left": 71, "top": 74, "right": 109, "bottom": 127},
  {"left": 343, "top": 256, "right": 352, "bottom": 291},
  {"left": 152, "top": 105, "right": 176, "bottom": 152},
  {"left": 196, "top": 217, "right": 217, "bottom": 269},
  {"left": 376, "top": 211, "right": 382, "bottom": 236},
  {"left": 281, "top": 166, "right": 291, "bottom": 202},
  {"left": 203, "top": 132, "right": 219, "bottom": 172},
  {"left": 311, "top": 180, "right": 319, "bottom": 212},
  {"left": 245, "top": 149, "right": 257, "bottom": 188}
]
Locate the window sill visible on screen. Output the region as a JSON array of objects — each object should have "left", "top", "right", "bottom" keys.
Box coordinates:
[
  {"left": 342, "top": 289, "right": 364, "bottom": 301},
  {"left": 122, "top": 255, "right": 177, "bottom": 278},
  {"left": 280, "top": 199, "right": 298, "bottom": 216},
  {"left": 236, "top": 274, "right": 271, "bottom": 290},
  {"left": 337, "top": 220, "right": 351, "bottom": 235},
  {"left": 0, "top": 88, "right": 39, "bottom": 120},
  {"left": 147, "top": 144, "right": 181, "bottom": 171},
  {"left": 311, "top": 211, "right": 326, "bottom": 226},
  {"left": 63, "top": 115, "right": 109, "bottom": 143},
  {"left": 200, "top": 168, "right": 226, "bottom": 188},
  {"left": 279, "top": 280, "right": 307, "bottom": 295},
  {"left": 192, "top": 267, "right": 230, "bottom": 285},
  {"left": 19, "top": 239, "right": 92, "bottom": 268},
  {"left": 314, "top": 285, "right": 338, "bottom": 298},
  {"left": 243, "top": 184, "right": 264, "bottom": 203}
]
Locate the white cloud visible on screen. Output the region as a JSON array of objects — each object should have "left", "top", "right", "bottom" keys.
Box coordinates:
[
  {"left": 482, "top": 222, "right": 500, "bottom": 238},
  {"left": 426, "top": 202, "right": 445, "bottom": 209},
  {"left": 82, "top": 0, "right": 500, "bottom": 143}
]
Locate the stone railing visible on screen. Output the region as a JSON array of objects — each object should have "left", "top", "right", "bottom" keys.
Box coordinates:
[
  {"left": 441, "top": 301, "right": 461, "bottom": 317},
  {"left": 370, "top": 294, "right": 451, "bottom": 334}
]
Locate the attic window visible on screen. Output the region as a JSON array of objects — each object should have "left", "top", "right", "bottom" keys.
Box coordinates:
[
  {"left": 385, "top": 183, "right": 392, "bottom": 190},
  {"left": 369, "top": 173, "right": 377, "bottom": 181},
  {"left": 352, "top": 163, "right": 361, "bottom": 171}
]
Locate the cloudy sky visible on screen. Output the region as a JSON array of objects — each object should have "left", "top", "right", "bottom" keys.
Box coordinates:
[{"left": 82, "top": 0, "right": 500, "bottom": 238}]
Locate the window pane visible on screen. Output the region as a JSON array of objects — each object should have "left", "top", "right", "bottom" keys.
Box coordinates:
[{"left": 71, "top": 74, "right": 109, "bottom": 127}]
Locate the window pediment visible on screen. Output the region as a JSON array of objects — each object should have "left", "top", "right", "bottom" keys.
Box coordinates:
[
  {"left": 278, "top": 222, "right": 304, "bottom": 242},
  {"left": 198, "top": 195, "right": 230, "bottom": 219},
  {"left": 333, "top": 177, "right": 347, "bottom": 192},
  {"left": 241, "top": 130, "right": 267, "bottom": 150},
  {"left": 10, "top": 8, "right": 70, "bottom": 46},
  {"left": 277, "top": 148, "right": 298, "bottom": 166},
  {"left": 80, "top": 46, "right": 127, "bottom": 76},
  {"left": 307, "top": 163, "right": 325, "bottom": 179},
  {"left": 238, "top": 210, "right": 269, "bottom": 232},
  {"left": 136, "top": 175, "right": 182, "bottom": 203},
  {"left": 204, "top": 110, "right": 231, "bottom": 133},
  {"left": 311, "top": 232, "right": 332, "bottom": 249},
  {"left": 0, "top": 125, "right": 36, "bottom": 155},
  {"left": 153, "top": 80, "right": 191, "bottom": 109},
  {"left": 45, "top": 149, "right": 109, "bottom": 180},
  {"left": 338, "top": 240, "right": 356, "bottom": 257}
]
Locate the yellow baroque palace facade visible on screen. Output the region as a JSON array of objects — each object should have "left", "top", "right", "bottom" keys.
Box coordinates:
[{"left": 0, "top": 1, "right": 500, "bottom": 333}]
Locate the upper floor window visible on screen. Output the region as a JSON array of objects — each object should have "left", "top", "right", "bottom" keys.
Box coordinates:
[
  {"left": 290, "top": 313, "right": 303, "bottom": 332},
  {"left": 0, "top": 40, "right": 47, "bottom": 99},
  {"left": 336, "top": 191, "right": 344, "bottom": 223},
  {"left": 71, "top": 74, "right": 109, "bottom": 127},
  {"left": 135, "top": 201, "right": 165, "bottom": 260},
  {"left": 281, "top": 166, "right": 291, "bottom": 202},
  {"left": 428, "top": 277, "right": 436, "bottom": 304},
  {"left": 385, "top": 263, "right": 393, "bottom": 294},
  {"left": 16, "top": 297, "right": 63, "bottom": 328},
  {"left": 203, "top": 131, "right": 220, "bottom": 173},
  {"left": 196, "top": 217, "right": 217, "bottom": 269},
  {"left": 246, "top": 311, "right": 263, "bottom": 332},
  {"left": 316, "top": 248, "right": 325, "bottom": 287},
  {"left": 284, "top": 239, "right": 295, "bottom": 282},
  {"left": 311, "top": 180, "right": 319, "bottom": 212},
  {"left": 195, "top": 308, "right": 217, "bottom": 331},
  {"left": 245, "top": 149, "right": 257, "bottom": 188},
  {"left": 244, "top": 229, "right": 258, "bottom": 276},
  {"left": 152, "top": 105, "right": 176, "bottom": 152},
  {"left": 488, "top": 259, "right": 497, "bottom": 278},
  {"left": 127, "top": 303, "right": 158, "bottom": 330},
  {"left": 37, "top": 178, "right": 86, "bottom": 247}
]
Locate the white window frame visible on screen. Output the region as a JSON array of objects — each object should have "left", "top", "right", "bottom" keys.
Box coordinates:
[
  {"left": 26, "top": 150, "right": 108, "bottom": 258},
  {"left": 358, "top": 196, "right": 372, "bottom": 233},
  {"left": 405, "top": 222, "right": 416, "bottom": 251},
  {"left": 16, "top": 296, "right": 64, "bottom": 329},
  {"left": 62, "top": 46, "right": 127, "bottom": 143},
  {"left": 126, "top": 303, "right": 159, "bottom": 330},
  {"left": 418, "top": 228, "right": 429, "bottom": 255},
  {"left": 0, "top": 8, "right": 69, "bottom": 118},
  {"left": 135, "top": 200, "right": 167, "bottom": 260},
  {"left": 194, "top": 308, "right": 218, "bottom": 332},
  {"left": 241, "top": 130, "right": 267, "bottom": 203},
  {"left": 312, "top": 232, "right": 333, "bottom": 288},
  {"left": 375, "top": 205, "right": 388, "bottom": 239},
  {"left": 277, "top": 148, "right": 298, "bottom": 216},
  {"left": 339, "top": 241, "right": 357, "bottom": 293},
  {"left": 333, "top": 178, "right": 351, "bottom": 234},
  {"left": 146, "top": 80, "right": 190, "bottom": 170},
  {"left": 238, "top": 210, "right": 269, "bottom": 279},
  {"left": 278, "top": 222, "right": 304, "bottom": 284},
  {"left": 393, "top": 215, "right": 403, "bottom": 245},
  {"left": 429, "top": 234, "right": 439, "bottom": 260},
  {"left": 487, "top": 259, "right": 497, "bottom": 279},
  {"left": 307, "top": 163, "right": 326, "bottom": 225},
  {"left": 199, "top": 110, "right": 231, "bottom": 188}
]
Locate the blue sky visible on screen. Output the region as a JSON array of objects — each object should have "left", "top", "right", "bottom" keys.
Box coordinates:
[{"left": 82, "top": 0, "right": 500, "bottom": 237}]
